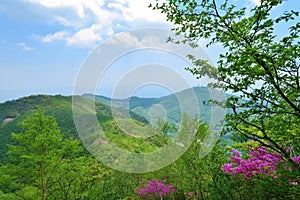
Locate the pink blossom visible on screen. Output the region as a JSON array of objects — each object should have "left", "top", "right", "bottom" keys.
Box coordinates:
[
  {"left": 289, "top": 181, "right": 298, "bottom": 185},
  {"left": 286, "top": 146, "right": 293, "bottom": 153},
  {"left": 135, "top": 179, "right": 176, "bottom": 199},
  {"left": 221, "top": 147, "right": 283, "bottom": 178},
  {"left": 221, "top": 146, "right": 300, "bottom": 185},
  {"left": 291, "top": 156, "right": 300, "bottom": 164}
]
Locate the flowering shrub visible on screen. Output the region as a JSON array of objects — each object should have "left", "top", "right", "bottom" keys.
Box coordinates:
[
  {"left": 221, "top": 147, "right": 282, "bottom": 178},
  {"left": 135, "top": 179, "right": 175, "bottom": 199},
  {"left": 221, "top": 147, "right": 300, "bottom": 184},
  {"left": 292, "top": 155, "right": 300, "bottom": 164}
]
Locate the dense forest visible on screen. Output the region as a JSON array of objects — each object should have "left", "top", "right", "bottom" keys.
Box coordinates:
[{"left": 0, "top": 93, "right": 299, "bottom": 199}]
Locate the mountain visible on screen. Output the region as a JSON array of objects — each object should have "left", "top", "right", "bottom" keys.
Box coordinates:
[
  {"left": 83, "top": 87, "right": 227, "bottom": 125},
  {"left": 0, "top": 88, "right": 229, "bottom": 164},
  {"left": 0, "top": 95, "right": 156, "bottom": 164}
]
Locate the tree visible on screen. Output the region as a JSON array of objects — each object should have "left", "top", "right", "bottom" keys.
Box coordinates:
[
  {"left": 152, "top": 0, "right": 300, "bottom": 169},
  {"left": 5, "top": 110, "right": 103, "bottom": 199}
]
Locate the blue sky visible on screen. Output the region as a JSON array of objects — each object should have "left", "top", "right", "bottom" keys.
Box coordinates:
[{"left": 0, "top": 0, "right": 299, "bottom": 102}]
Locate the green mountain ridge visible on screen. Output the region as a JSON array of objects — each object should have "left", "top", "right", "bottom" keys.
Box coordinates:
[
  {"left": 83, "top": 86, "right": 228, "bottom": 125},
  {"left": 0, "top": 87, "right": 230, "bottom": 164},
  {"left": 0, "top": 95, "right": 152, "bottom": 164}
]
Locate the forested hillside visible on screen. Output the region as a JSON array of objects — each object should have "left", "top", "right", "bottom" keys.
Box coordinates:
[
  {"left": 0, "top": 95, "right": 152, "bottom": 164},
  {"left": 84, "top": 87, "right": 221, "bottom": 125},
  {"left": 0, "top": 92, "right": 298, "bottom": 199}
]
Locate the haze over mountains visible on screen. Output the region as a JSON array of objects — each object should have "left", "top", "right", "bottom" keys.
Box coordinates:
[{"left": 83, "top": 86, "right": 228, "bottom": 125}]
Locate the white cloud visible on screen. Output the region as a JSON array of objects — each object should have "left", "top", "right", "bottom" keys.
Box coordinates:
[
  {"left": 66, "top": 24, "right": 102, "bottom": 47},
  {"left": 34, "top": 25, "right": 104, "bottom": 48},
  {"left": 24, "top": 0, "right": 89, "bottom": 18},
  {"left": 17, "top": 43, "right": 35, "bottom": 51},
  {"left": 21, "top": 0, "right": 169, "bottom": 48},
  {"left": 37, "top": 30, "right": 69, "bottom": 43},
  {"left": 53, "top": 16, "right": 76, "bottom": 27},
  {"left": 107, "top": 32, "right": 166, "bottom": 49},
  {"left": 107, "top": 32, "right": 141, "bottom": 47},
  {"left": 250, "top": 0, "right": 261, "bottom": 6},
  {"left": 122, "top": 0, "right": 168, "bottom": 23}
]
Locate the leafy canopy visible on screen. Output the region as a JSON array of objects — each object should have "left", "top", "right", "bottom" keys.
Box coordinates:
[
  {"left": 151, "top": 0, "right": 300, "bottom": 167},
  {"left": 6, "top": 110, "right": 102, "bottom": 200}
]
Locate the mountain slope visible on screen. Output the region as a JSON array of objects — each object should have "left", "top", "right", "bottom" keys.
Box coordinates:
[
  {"left": 84, "top": 87, "right": 227, "bottom": 125},
  {"left": 0, "top": 95, "right": 151, "bottom": 164}
]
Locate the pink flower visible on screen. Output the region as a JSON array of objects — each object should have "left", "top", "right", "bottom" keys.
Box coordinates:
[
  {"left": 291, "top": 156, "right": 300, "bottom": 164},
  {"left": 221, "top": 147, "right": 283, "bottom": 179},
  {"left": 222, "top": 146, "right": 300, "bottom": 185},
  {"left": 289, "top": 181, "right": 298, "bottom": 185},
  {"left": 135, "top": 179, "right": 176, "bottom": 199},
  {"left": 286, "top": 146, "right": 293, "bottom": 153}
]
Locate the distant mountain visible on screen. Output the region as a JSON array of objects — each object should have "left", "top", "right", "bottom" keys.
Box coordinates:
[
  {"left": 83, "top": 87, "right": 228, "bottom": 125},
  {"left": 83, "top": 94, "right": 162, "bottom": 109},
  {"left": 0, "top": 88, "right": 230, "bottom": 164}
]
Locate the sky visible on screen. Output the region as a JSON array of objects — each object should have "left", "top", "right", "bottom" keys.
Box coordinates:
[{"left": 0, "top": 0, "right": 299, "bottom": 102}]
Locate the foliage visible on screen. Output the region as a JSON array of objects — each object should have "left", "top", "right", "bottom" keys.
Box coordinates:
[
  {"left": 135, "top": 179, "right": 176, "bottom": 199},
  {"left": 151, "top": 0, "right": 300, "bottom": 169},
  {"left": 0, "top": 95, "right": 150, "bottom": 164},
  {"left": 1, "top": 94, "right": 298, "bottom": 198},
  {"left": 222, "top": 146, "right": 300, "bottom": 199},
  {"left": 2, "top": 110, "right": 105, "bottom": 200},
  {"left": 0, "top": 95, "right": 76, "bottom": 164},
  {"left": 222, "top": 147, "right": 283, "bottom": 178},
  {"left": 2, "top": 108, "right": 288, "bottom": 199},
  {"left": 163, "top": 123, "right": 254, "bottom": 200}
]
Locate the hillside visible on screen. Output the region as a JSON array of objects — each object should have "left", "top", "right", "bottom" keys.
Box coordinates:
[
  {"left": 84, "top": 87, "right": 228, "bottom": 125},
  {"left": 0, "top": 88, "right": 229, "bottom": 164},
  {"left": 0, "top": 95, "right": 157, "bottom": 164}
]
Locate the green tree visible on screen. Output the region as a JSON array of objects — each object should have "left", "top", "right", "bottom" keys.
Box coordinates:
[
  {"left": 5, "top": 110, "right": 103, "bottom": 199},
  {"left": 152, "top": 0, "right": 300, "bottom": 168}
]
